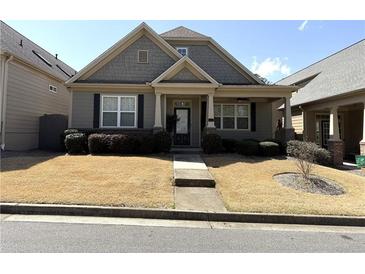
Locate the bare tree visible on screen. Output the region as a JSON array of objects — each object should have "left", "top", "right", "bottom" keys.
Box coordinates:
[{"left": 287, "top": 140, "right": 317, "bottom": 181}]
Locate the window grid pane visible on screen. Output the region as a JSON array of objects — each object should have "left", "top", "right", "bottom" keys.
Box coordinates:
[
  {"left": 236, "top": 105, "right": 248, "bottom": 117},
  {"left": 223, "top": 105, "right": 234, "bottom": 116},
  {"left": 103, "top": 112, "right": 118, "bottom": 127},
  {"left": 103, "top": 97, "right": 118, "bottom": 111},
  {"left": 120, "top": 112, "right": 135, "bottom": 127},
  {"left": 223, "top": 117, "right": 235, "bottom": 129},
  {"left": 121, "top": 97, "right": 136, "bottom": 112},
  {"left": 237, "top": 117, "right": 249, "bottom": 129}
]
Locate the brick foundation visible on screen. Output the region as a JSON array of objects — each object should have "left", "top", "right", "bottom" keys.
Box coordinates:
[{"left": 328, "top": 140, "right": 344, "bottom": 166}]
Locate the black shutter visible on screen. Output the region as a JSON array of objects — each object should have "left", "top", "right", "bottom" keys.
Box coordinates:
[
  {"left": 138, "top": 94, "right": 144, "bottom": 128},
  {"left": 251, "top": 102, "right": 256, "bottom": 132},
  {"left": 93, "top": 94, "right": 100, "bottom": 128}
]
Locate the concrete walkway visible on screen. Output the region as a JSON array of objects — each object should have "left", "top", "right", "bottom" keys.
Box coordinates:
[
  {"left": 173, "top": 154, "right": 226, "bottom": 212},
  {"left": 173, "top": 154, "right": 215, "bottom": 187},
  {"left": 175, "top": 187, "right": 227, "bottom": 212}
]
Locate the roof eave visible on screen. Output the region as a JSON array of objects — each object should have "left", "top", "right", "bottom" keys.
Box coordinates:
[
  {"left": 66, "top": 22, "right": 183, "bottom": 85},
  {"left": 1, "top": 50, "right": 68, "bottom": 82}
]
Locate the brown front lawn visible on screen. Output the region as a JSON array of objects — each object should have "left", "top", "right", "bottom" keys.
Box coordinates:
[
  {"left": 1, "top": 151, "right": 174, "bottom": 208},
  {"left": 204, "top": 154, "right": 365, "bottom": 216}
]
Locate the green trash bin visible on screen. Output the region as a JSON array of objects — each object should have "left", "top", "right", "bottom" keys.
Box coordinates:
[{"left": 355, "top": 155, "right": 365, "bottom": 167}]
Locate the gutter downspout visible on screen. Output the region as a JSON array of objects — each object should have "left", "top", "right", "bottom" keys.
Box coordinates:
[{"left": 1, "top": 55, "right": 13, "bottom": 150}]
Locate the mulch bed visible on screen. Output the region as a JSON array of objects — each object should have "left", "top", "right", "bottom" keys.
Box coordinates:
[{"left": 274, "top": 172, "right": 345, "bottom": 195}]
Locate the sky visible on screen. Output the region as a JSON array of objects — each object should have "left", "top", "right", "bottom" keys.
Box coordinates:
[{"left": 4, "top": 20, "right": 365, "bottom": 82}]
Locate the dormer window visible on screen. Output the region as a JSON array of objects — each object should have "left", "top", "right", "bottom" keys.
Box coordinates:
[
  {"left": 176, "top": 47, "right": 188, "bottom": 56},
  {"left": 138, "top": 50, "right": 148, "bottom": 63}
]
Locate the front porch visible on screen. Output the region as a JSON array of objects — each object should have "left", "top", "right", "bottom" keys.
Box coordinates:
[
  {"left": 302, "top": 93, "right": 365, "bottom": 165},
  {"left": 152, "top": 86, "right": 297, "bottom": 148}
]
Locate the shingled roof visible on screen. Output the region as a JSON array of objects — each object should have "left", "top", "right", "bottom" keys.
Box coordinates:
[
  {"left": 0, "top": 21, "right": 75, "bottom": 81},
  {"left": 160, "top": 26, "right": 208, "bottom": 39},
  {"left": 277, "top": 39, "right": 365, "bottom": 106}
]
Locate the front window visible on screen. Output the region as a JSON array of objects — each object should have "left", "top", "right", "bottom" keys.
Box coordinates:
[
  {"left": 176, "top": 47, "right": 188, "bottom": 56},
  {"left": 101, "top": 95, "right": 137, "bottom": 128},
  {"left": 214, "top": 104, "right": 250, "bottom": 130}
]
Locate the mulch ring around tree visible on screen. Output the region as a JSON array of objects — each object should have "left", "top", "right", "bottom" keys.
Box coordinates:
[{"left": 273, "top": 172, "right": 345, "bottom": 195}]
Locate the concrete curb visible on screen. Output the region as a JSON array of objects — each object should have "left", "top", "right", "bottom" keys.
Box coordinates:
[{"left": 1, "top": 203, "right": 364, "bottom": 227}]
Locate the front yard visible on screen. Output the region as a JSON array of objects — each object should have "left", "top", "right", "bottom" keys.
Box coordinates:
[
  {"left": 1, "top": 151, "right": 174, "bottom": 208},
  {"left": 2, "top": 151, "right": 365, "bottom": 217},
  {"left": 204, "top": 154, "right": 365, "bottom": 216}
]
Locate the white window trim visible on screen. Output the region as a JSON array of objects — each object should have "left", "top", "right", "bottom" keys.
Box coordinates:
[
  {"left": 214, "top": 103, "right": 251, "bottom": 131},
  {"left": 176, "top": 47, "right": 188, "bottom": 56},
  {"left": 49, "top": 84, "right": 57, "bottom": 93},
  {"left": 137, "top": 50, "right": 149, "bottom": 64},
  {"left": 101, "top": 95, "right": 137, "bottom": 128}
]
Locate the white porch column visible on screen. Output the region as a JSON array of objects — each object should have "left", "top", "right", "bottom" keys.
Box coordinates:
[
  {"left": 284, "top": 96, "right": 293, "bottom": 129},
  {"left": 361, "top": 103, "right": 365, "bottom": 142},
  {"left": 153, "top": 92, "right": 162, "bottom": 128},
  {"left": 360, "top": 102, "right": 365, "bottom": 155},
  {"left": 207, "top": 93, "right": 215, "bottom": 128},
  {"left": 329, "top": 106, "right": 340, "bottom": 140}
]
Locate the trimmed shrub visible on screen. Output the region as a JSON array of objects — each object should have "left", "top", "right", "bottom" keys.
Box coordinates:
[
  {"left": 153, "top": 131, "right": 172, "bottom": 153},
  {"left": 64, "top": 128, "right": 79, "bottom": 136},
  {"left": 314, "top": 147, "right": 331, "bottom": 166},
  {"left": 109, "top": 134, "right": 139, "bottom": 154},
  {"left": 286, "top": 140, "right": 331, "bottom": 165},
  {"left": 237, "top": 139, "right": 259, "bottom": 156},
  {"left": 88, "top": 134, "right": 111, "bottom": 154},
  {"left": 138, "top": 135, "right": 155, "bottom": 154},
  {"left": 259, "top": 141, "right": 280, "bottom": 156},
  {"left": 65, "top": 133, "right": 87, "bottom": 154},
  {"left": 222, "top": 139, "right": 238, "bottom": 153},
  {"left": 202, "top": 134, "right": 223, "bottom": 154}
]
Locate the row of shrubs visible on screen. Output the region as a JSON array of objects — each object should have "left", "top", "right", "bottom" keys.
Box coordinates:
[
  {"left": 64, "top": 129, "right": 171, "bottom": 155},
  {"left": 201, "top": 134, "right": 332, "bottom": 165},
  {"left": 202, "top": 134, "right": 282, "bottom": 156}
]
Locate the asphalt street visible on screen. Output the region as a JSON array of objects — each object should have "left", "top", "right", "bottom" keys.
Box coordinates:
[{"left": 1, "top": 215, "right": 365, "bottom": 252}]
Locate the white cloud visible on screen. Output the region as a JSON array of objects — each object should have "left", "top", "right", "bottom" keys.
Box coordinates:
[
  {"left": 298, "top": 20, "right": 308, "bottom": 31},
  {"left": 251, "top": 57, "right": 291, "bottom": 79}
]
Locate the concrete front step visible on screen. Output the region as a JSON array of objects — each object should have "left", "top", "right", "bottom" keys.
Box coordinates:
[{"left": 174, "top": 169, "right": 215, "bottom": 187}]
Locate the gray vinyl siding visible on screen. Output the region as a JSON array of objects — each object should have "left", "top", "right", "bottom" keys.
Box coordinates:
[
  {"left": 168, "top": 44, "right": 251, "bottom": 84},
  {"left": 169, "top": 68, "right": 200, "bottom": 81},
  {"left": 71, "top": 91, "right": 94, "bottom": 128},
  {"left": 215, "top": 101, "right": 273, "bottom": 141},
  {"left": 5, "top": 62, "right": 69, "bottom": 150},
  {"left": 84, "top": 35, "right": 175, "bottom": 83},
  {"left": 71, "top": 91, "right": 155, "bottom": 129},
  {"left": 143, "top": 93, "right": 155, "bottom": 128}
]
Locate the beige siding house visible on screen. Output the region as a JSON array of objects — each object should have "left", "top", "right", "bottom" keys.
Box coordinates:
[
  {"left": 66, "top": 22, "right": 297, "bottom": 147},
  {"left": 0, "top": 21, "right": 75, "bottom": 150},
  {"left": 277, "top": 39, "right": 365, "bottom": 165}
]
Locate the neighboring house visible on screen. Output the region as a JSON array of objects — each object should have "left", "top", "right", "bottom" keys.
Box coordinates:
[
  {"left": 0, "top": 21, "right": 75, "bottom": 151},
  {"left": 277, "top": 39, "right": 365, "bottom": 164},
  {"left": 66, "top": 22, "right": 297, "bottom": 148}
]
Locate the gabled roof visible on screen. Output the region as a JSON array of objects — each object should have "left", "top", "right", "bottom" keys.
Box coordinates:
[
  {"left": 160, "top": 26, "right": 263, "bottom": 85},
  {"left": 160, "top": 26, "right": 208, "bottom": 39},
  {"left": 151, "top": 56, "right": 219, "bottom": 86},
  {"left": 0, "top": 21, "right": 75, "bottom": 81},
  {"left": 66, "top": 22, "right": 182, "bottom": 84},
  {"left": 277, "top": 39, "right": 365, "bottom": 106}
]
